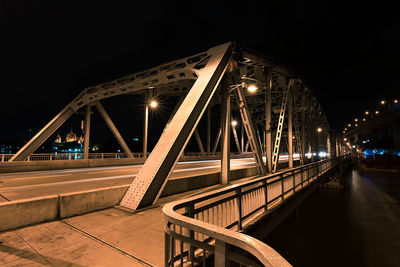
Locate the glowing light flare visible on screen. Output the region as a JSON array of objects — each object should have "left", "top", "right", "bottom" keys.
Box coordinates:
[
  {"left": 149, "top": 100, "right": 158, "bottom": 108},
  {"left": 375, "top": 110, "right": 379, "bottom": 114},
  {"left": 317, "top": 127, "right": 322, "bottom": 133},
  {"left": 247, "top": 84, "right": 258, "bottom": 93},
  {"left": 354, "top": 118, "right": 358, "bottom": 122},
  {"left": 348, "top": 124, "right": 351, "bottom": 127},
  {"left": 365, "top": 111, "right": 369, "bottom": 115},
  {"left": 380, "top": 100, "right": 386, "bottom": 105},
  {"left": 231, "top": 120, "right": 238, "bottom": 127},
  {"left": 394, "top": 99, "right": 398, "bottom": 104}
]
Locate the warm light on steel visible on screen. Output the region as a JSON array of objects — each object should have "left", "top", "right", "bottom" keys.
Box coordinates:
[
  {"left": 149, "top": 100, "right": 158, "bottom": 108},
  {"left": 247, "top": 84, "right": 258, "bottom": 93},
  {"left": 231, "top": 120, "right": 238, "bottom": 127}
]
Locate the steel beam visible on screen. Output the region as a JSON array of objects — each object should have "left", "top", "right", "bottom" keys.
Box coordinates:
[
  {"left": 232, "top": 124, "right": 241, "bottom": 153},
  {"left": 221, "top": 82, "right": 231, "bottom": 185},
  {"left": 10, "top": 106, "right": 75, "bottom": 161},
  {"left": 143, "top": 105, "right": 149, "bottom": 159},
  {"left": 288, "top": 86, "right": 293, "bottom": 168},
  {"left": 120, "top": 43, "right": 232, "bottom": 210},
  {"left": 95, "top": 101, "right": 133, "bottom": 158},
  {"left": 212, "top": 127, "right": 222, "bottom": 155},
  {"left": 272, "top": 81, "right": 291, "bottom": 172},
  {"left": 83, "top": 104, "right": 91, "bottom": 159},
  {"left": 235, "top": 85, "right": 266, "bottom": 176},
  {"left": 194, "top": 128, "right": 206, "bottom": 157},
  {"left": 207, "top": 107, "right": 211, "bottom": 153}
]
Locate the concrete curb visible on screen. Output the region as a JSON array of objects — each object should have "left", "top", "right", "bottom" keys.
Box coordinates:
[{"left": 0, "top": 195, "right": 59, "bottom": 232}]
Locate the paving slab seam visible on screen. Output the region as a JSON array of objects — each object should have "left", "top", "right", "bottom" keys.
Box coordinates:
[
  {"left": 14, "top": 231, "right": 54, "bottom": 265},
  {"left": 59, "top": 219, "right": 155, "bottom": 267},
  {"left": 0, "top": 193, "right": 10, "bottom": 201}
]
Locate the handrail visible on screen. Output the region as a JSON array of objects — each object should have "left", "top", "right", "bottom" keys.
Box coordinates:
[{"left": 163, "top": 156, "right": 346, "bottom": 266}]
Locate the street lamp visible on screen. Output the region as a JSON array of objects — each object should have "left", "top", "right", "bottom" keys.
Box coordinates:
[
  {"left": 394, "top": 99, "right": 398, "bottom": 104},
  {"left": 143, "top": 99, "right": 158, "bottom": 159},
  {"left": 380, "top": 100, "right": 386, "bottom": 105},
  {"left": 375, "top": 110, "right": 379, "bottom": 114},
  {"left": 354, "top": 118, "right": 358, "bottom": 122},
  {"left": 317, "top": 127, "right": 322, "bottom": 133},
  {"left": 365, "top": 111, "right": 369, "bottom": 115},
  {"left": 247, "top": 84, "right": 258, "bottom": 93}
]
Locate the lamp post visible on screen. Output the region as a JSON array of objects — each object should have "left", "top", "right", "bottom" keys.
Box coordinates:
[{"left": 143, "top": 100, "right": 157, "bottom": 159}]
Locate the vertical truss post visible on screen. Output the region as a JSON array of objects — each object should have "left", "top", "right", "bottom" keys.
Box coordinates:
[
  {"left": 221, "top": 81, "right": 231, "bottom": 185},
  {"left": 301, "top": 92, "right": 306, "bottom": 162},
  {"left": 235, "top": 86, "right": 266, "bottom": 176},
  {"left": 241, "top": 124, "right": 244, "bottom": 154},
  {"left": 207, "top": 106, "right": 211, "bottom": 154},
  {"left": 143, "top": 105, "right": 149, "bottom": 159},
  {"left": 232, "top": 124, "right": 241, "bottom": 153},
  {"left": 212, "top": 127, "right": 221, "bottom": 155},
  {"left": 10, "top": 106, "right": 75, "bottom": 161},
  {"left": 327, "top": 133, "right": 331, "bottom": 158},
  {"left": 272, "top": 81, "right": 291, "bottom": 172},
  {"left": 288, "top": 85, "right": 293, "bottom": 168},
  {"left": 293, "top": 87, "right": 304, "bottom": 165},
  {"left": 194, "top": 128, "right": 206, "bottom": 157},
  {"left": 83, "top": 104, "right": 91, "bottom": 159},
  {"left": 245, "top": 140, "right": 250, "bottom": 152},
  {"left": 336, "top": 136, "right": 339, "bottom": 157},
  {"left": 120, "top": 43, "right": 232, "bottom": 210},
  {"left": 95, "top": 101, "right": 133, "bottom": 158},
  {"left": 265, "top": 67, "right": 273, "bottom": 172}
]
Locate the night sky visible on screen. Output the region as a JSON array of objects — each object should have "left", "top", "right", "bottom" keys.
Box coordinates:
[{"left": 1, "top": 1, "right": 399, "bottom": 147}]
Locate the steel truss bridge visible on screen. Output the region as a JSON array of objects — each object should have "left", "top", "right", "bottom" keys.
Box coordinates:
[{"left": 9, "top": 42, "right": 344, "bottom": 212}]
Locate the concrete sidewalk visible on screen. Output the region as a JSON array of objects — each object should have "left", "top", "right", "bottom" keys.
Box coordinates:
[{"left": 0, "top": 176, "right": 256, "bottom": 266}]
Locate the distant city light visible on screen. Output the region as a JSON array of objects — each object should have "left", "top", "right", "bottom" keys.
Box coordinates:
[
  {"left": 394, "top": 99, "right": 398, "bottom": 104},
  {"left": 348, "top": 124, "right": 351, "bottom": 127},
  {"left": 317, "top": 127, "right": 322, "bottom": 133},
  {"left": 375, "top": 110, "right": 379, "bottom": 114},
  {"left": 362, "top": 118, "right": 366, "bottom": 121},
  {"left": 231, "top": 120, "right": 238, "bottom": 127},
  {"left": 365, "top": 111, "right": 369, "bottom": 115},
  {"left": 354, "top": 118, "right": 358, "bottom": 122},
  {"left": 318, "top": 151, "right": 327, "bottom": 158},
  {"left": 355, "top": 123, "right": 358, "bottom": 127},
  {"left": 247, "top": 84, "right": 258, "bottom": 93},
  {"left": 352, "top": 145, "right": 356, "bottom": 148},
  {"left": 343, "top": 138, "right": 347, "bottom": 141},
  {"left": 380, "top": 100, "right": 386, "bottom": 105}
]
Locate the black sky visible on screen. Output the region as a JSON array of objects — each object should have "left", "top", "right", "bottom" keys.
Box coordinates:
[{"left": 1, "top": 0, "right": 399, "bottom": 144}]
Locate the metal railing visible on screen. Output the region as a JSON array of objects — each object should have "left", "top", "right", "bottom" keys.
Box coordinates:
[
  {"left": 163, "top": 156, "right": 346, "bottom": 266},
  {"left": 0, "top": 152, "right": 303, "bottom": 163}
]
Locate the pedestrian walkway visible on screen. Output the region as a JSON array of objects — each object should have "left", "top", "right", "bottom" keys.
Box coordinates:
[{"left": 0, "top": 176, "right": 257, "bottom": 266}]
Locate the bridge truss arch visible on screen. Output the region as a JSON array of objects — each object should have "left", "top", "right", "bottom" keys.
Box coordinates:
[{"left": 10, "top": 42, "right": 336, "bottom": 210}]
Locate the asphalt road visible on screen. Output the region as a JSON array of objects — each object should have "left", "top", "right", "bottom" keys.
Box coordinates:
[
  {"left": 0, "top": 157, "right": 261, "bottom": 201},
  {"left": 0, "top": 156, "right": 296, "bottom": 201}
]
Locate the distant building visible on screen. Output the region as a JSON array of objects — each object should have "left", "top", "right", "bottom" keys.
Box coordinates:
[{"left": 52, "top": 129, "right": 84, "bottom": 153}]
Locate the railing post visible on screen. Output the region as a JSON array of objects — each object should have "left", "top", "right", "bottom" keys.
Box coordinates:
[
  {"left": 27, "top": 155, "right": 30, "bottom": 162},
  {"left": 292, "top": 170, "right": 295, "bottom": 192},
  {"left": 281, "top": 174, "right": 284, "bottom": 200},
  {"left": 165, "top": 232, "right": 171, "bottom": 267},
  {"left": 215, "top": 240, "right": 228, "bottom": 267},
  {"left": 185, "top": 205, "right": 195, "bottom": 262},
  {"left": 236, "top": 189, "right": 243, "bottom": 230},
  {"left": 263, "top": 180, "right": 268, "bottom": 212},
  {"left": 1, "top": 154, "right": 4, "bottom": 162}
]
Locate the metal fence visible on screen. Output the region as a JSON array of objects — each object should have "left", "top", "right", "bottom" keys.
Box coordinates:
[{"left": 162, "top": 156, "right": 346, "bottom": 266}]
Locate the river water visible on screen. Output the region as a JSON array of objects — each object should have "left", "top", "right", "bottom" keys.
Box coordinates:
[{"left": 263, "top": 169, "right": 400, "bottom": 267}]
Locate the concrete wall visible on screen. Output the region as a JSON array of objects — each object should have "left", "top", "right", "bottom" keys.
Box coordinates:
[{"left": 0, "top": 195, "right": 58, "bottom": 232}]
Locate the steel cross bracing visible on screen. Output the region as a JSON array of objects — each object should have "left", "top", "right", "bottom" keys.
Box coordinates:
[
  {"left": 234, "top": 84, "right": 266, "bottom": 176},
  {"left": 9, "top": 42, "right": 333, "bottom": 210},
  {"left": 271, "top": 81, "right": 290, "bottom": 173}
]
